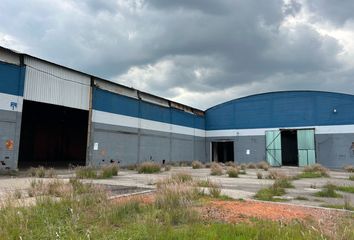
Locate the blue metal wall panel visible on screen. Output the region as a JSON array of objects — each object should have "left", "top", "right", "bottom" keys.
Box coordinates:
[
  {"left": 206, "top": 91, "right": 354, "bottom": 130},
  {"left": 140, "top": 101, "right": 170, "bottom": 124},
  {"left": 0, "top": 61, "right": 25, "bottom": 96},
  {"left": 206, "top": 102, "right": 234, "bottom": 130},
  {"left": 171, "top": 108, "right": 195, "bottom": 128},
  {"left": 194, "top": 115, "right": 205, "bottom": 129},
  {"left": 93, "top": 87, "right": 205, "bottom": 130},
  {"left": 93, "top": 88, "right": 139, "bottom": 117}
]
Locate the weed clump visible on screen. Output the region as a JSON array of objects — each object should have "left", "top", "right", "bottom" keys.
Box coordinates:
[
  {"left": 75, "top": 166, "right": 97, "bottom": 179},
  {"left": 256, "top": 161, "right": 270, "bottom": 171},
  {"left": 137, "top": 162, "right": 161, "bottom": 174},
  {"left": 254, "top": 184, "right": 286, "bottom": 201},
  {"left": 314, "top": 184, "right": 342, "bottom": 198},
  {"left": 247, "top": 163, "right": 257, "bottom": 169},
  {"left": 210, "top": 163, "right": 223, "bottom": 176},
  {"left": 266, "top": 170, "right": 287, "bottom": 179},
  {"left": 344, "top": 165, "right": 354, "bottom": 172},
  {"left": 256, "top": 172, "right": 263, "bottom": 179},
  {"left": 349, "top": 175, "right": 354, "bottom": 181},
  {"left": 297, "top": 164, "right": 329, "bottom": 178},
  {"left": 29, "top": 166, "right": 46, "bottom": 178},
  {"left": 192, "top": 161, "right": 204, "bottom": 169},
  {"left": 208, "top": 182, "right": 222, "bottom": 198},
  {"left": 171, "top": 173, "right": 193, "bottom": 183},
  {"left": 226, "top": 167, "right": 239, "bottom": 178},
  {"left": 273, "top": 178, "right": 294, "bottom": 188},
  {"left": 164, "top": 165, "right": 171, "bottom": 171},
  {"left": 100, "top": 164, "right": 119, "bottom": 178},
  {"left": 225, "top": 161, "right": 237, "bottom": 167}
]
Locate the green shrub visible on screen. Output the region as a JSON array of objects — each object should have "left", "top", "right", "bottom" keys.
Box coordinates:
[
  {"left": 349, "top": 175, "right": 354, "bottom": 181},
  {"left": 314, "top": 184, "right": 342, "bottom": 198},
  {"left": 226, "top": 167, "right": 239, "bottom": 178},
  {"left": 192, "top": 161, "right": 204, "bottom": 169},
  {"left": 138, "top": 162, "right": 161, "bottom": 174},
  {"left": 210, "top": 163, "right": 223, "bottom": 176}
]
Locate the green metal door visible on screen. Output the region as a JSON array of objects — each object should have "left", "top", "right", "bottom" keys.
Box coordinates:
[
  {"left": 266, "top": 130, "right": 282, "bottom": 166},
  {"left": 297, "top": 129, "right": 316, "bottom": 166}
]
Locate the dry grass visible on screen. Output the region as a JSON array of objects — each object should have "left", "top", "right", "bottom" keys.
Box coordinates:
[
  {"left": 247, "top": 163, "right": 257, "bottom": 169},
  {"left": 210, "top": 163, "right": 223, "bottom": 176},
  {"left": 137, "top": 161, "right": 161, "bottom": 174},
  {"left": 266, "top": 170, "right": 287, "bottom": 179},
  {"left": 344, "top": 165, "right": 354, "bottom": 173},
  {"left": 256, "top": 161, "right": 270, "bottom": 171},
  {"left": 225, "top": 161, "right": 237, "bottom": 167},
  {"left": 226, "top": 167, "right": 239, "bottom": 178},
  {"left": 192, "top": 161, "right": 204, "bottom": 169},
  {"left": 297, "top": 164, "right": 329, "bottom": 178},
  {"left": 256, "top": 172, "right": 263, "bottom": 179}
]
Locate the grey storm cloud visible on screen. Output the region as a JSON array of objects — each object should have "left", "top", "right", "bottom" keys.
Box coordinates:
[
  {"left": 308, "top": 0, "right": 354, "bottom": 25},
  {"left": 0, "top": 0, "right": 353, "bottom": 109}
]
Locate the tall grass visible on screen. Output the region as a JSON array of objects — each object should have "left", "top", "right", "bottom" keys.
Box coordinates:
[
  {"left": 210, "top": 163, "right": 223, "bottom": 176},
  {"left": 191, "top": 161, "right": 204, "bottom": 169},
  {"left": 0, "top": 176, "right": 350, "bottom": 239},
  {"left": 75, "top": 164, "right": 119, "bottom": 179},
  {"left": 297, "top": 164, "right": 329, "bottom": 178},
  {"left": 314, "top": 184, "right": 342, "bottom": 198},
  {"left": 138, "top": 162, "right": 161, "bottom": 173},
  {"left": 226, "top": 167, "right": 239, "bottom": 178}
]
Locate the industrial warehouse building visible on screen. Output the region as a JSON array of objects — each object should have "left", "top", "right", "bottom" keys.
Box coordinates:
[{"left": 0, "top": 46, "right": 353, "bottom": 170}]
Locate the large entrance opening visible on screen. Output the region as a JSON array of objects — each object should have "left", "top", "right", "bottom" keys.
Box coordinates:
[
  {"left": 212, "top": 141, "right": 234, "bottom": 163},
  {"left": 266, "top": 129, "right": 316, "bottom": 167},
  {"left": 18, "top": 100, "right": 88, "bottom": 168},
  {"left": 281, "top": 130, "right": 298, "bottom": 166}
]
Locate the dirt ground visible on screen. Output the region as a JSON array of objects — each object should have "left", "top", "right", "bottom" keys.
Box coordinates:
[
  {"left": 112, "top": 192, "right": 353, "bottom": 239},
  {"left": 0, "top": 166, "right": 353, "bottom": 209}
]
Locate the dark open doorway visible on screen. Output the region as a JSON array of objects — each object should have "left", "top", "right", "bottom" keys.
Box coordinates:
[
  {"left": 212, "top": 141, "right": 234, "bottom": 163},
  {"left": 18, "top": 100, "right": 88, "bottom": 168},
  {"left": 281, "top": 130, "right": 298, "bottom": 166}
]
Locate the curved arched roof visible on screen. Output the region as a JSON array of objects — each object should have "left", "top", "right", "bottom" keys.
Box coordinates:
[{"left": 205, "top": 91, "right": 354, "bottom": 130}]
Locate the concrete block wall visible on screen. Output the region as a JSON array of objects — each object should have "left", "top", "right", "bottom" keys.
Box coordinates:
[{"left": 0, "top": 60, "right": 24, "bottom": 170}]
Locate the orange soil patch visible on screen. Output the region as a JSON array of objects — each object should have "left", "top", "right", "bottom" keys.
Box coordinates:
[{"left": 202, "top": 200, "right": 313, "bottom": 222}]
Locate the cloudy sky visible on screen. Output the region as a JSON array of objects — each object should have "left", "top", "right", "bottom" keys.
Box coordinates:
[{"left": 1, "top": 0, "right": 354, "bottom": 109}]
